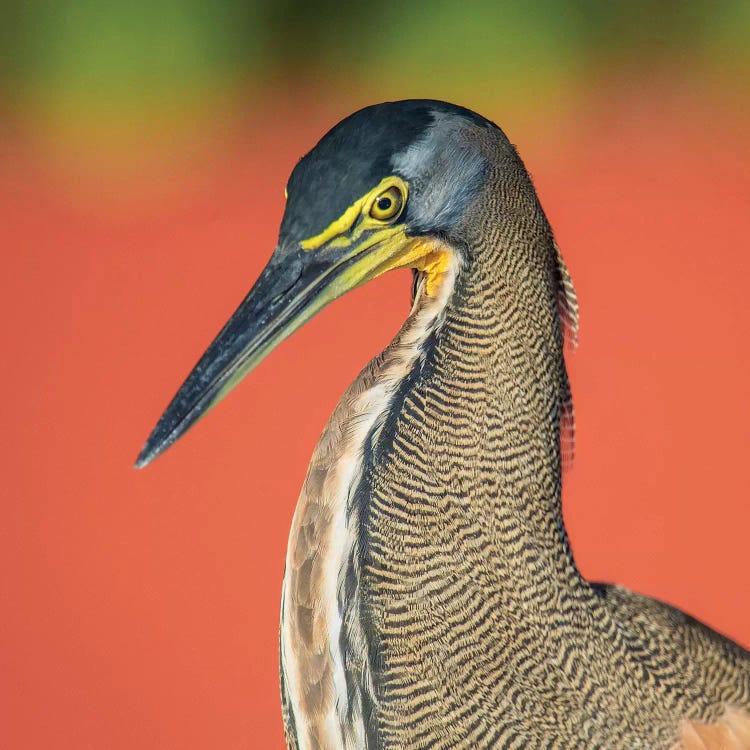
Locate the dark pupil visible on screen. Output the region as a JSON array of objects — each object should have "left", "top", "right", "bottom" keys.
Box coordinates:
[{"left": 377, "top": 196, "right": 392, "bottom": 211}]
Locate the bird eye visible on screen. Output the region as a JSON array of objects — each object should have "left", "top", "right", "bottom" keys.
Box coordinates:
[{"left": 369, "top": 186, "right": 404, "bottom": 222}]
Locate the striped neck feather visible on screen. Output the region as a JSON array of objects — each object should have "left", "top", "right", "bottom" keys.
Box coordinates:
[{"left": 280, "top": 243, "right": 460, "bottom": 750}]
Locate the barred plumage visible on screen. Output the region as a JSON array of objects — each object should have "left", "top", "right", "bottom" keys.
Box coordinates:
[
  {"left": 137, "top": 100, "right": 750, "bottom": 749},
  {"left": 281, "top": 111, "right": 750, "bottom": 749}
]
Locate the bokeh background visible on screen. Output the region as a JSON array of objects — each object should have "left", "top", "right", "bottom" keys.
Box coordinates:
[{"left": 2, "top": 2, "right": 749, "bottom": 748}]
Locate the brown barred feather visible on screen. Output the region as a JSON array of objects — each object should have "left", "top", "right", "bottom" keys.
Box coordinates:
[{"left": 554, "top": 240, "right": 579, "bottom": 349}]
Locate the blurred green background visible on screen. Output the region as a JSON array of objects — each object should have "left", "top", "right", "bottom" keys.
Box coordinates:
[{"left": 2, "top": 0, "right": 748, "bottom": 150}]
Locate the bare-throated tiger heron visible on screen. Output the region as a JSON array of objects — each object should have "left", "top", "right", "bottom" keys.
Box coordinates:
[{"left": 137, "top": 101, "right": 750, "bottom": 749}]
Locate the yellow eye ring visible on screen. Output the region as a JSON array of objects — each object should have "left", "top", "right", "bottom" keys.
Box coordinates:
[{"left": 369, "top": 186, "right": 404, "bottom": 222}]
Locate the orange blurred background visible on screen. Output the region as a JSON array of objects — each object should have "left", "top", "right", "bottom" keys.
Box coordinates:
[{"left": 2, "top": 2, "right": 749, "bottom": 748}]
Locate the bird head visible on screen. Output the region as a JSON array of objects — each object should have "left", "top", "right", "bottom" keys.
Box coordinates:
[{"left": 136, "top": 100, "right": 508, "bottom": 468}]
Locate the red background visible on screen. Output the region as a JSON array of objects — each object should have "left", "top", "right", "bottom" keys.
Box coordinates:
[{"left": 2, "top": 89, "right": 749, "bottom": 748}]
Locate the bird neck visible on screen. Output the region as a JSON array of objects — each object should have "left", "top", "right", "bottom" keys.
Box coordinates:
[
  {"left": 362, "top": 226, "right": 582, "bottom": 601},
  {"left": 280, "top": 231, "right": 581, "bottom": 749},
  {"left": 439, "top": 244, "right": 577, "bottom": 582}
]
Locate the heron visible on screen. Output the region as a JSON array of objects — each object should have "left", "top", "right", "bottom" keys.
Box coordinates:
[{"left": 136, "top": 100, "right": 750, "bottom": 749}]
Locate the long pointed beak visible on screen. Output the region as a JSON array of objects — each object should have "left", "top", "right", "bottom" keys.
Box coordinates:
[
  {"left": 135, "top": 244, "right": 352, "bottom": 468},
  {"left": 135, "top": 219, "right": 429, "bottom": 468}
]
